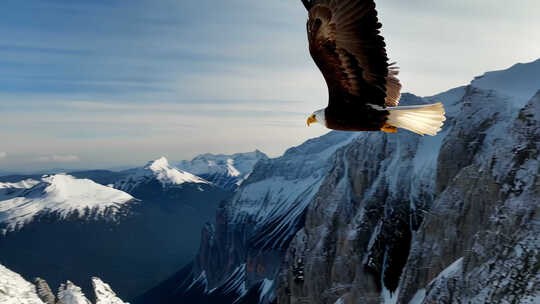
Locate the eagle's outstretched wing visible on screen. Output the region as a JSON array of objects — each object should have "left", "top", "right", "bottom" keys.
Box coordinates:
[{"left": 303, "top": 0, "right": 401, "bottom": 107}]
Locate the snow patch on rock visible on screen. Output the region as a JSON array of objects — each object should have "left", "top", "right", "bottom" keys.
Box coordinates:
[
  {"left": 471, "top": 58, "right": 539, "bottom": 107},
  {"left": 0, "top": 264, "right": 128, "bottom": 304},
  {"left": 92, "top": 277, "right": 128, "bottom": 304},
  {"left": 0, "top": 264, "right": 45, "bottom": 304},
  {"left": 57, "top": 281, "right": 91, "bottom": 304}
]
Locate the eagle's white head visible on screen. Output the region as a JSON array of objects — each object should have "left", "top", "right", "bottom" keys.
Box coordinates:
[{"left": 307, "top": 108, "right": 326, "bottom": 127}]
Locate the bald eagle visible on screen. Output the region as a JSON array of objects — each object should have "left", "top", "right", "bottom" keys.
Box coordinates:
[{"left": 303, "top": 0, "right": 445, "bottom": 136}]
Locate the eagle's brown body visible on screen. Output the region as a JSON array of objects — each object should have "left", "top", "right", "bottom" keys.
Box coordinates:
[{"left": 324, "top": 99, "right": 387, "bottom": 131}]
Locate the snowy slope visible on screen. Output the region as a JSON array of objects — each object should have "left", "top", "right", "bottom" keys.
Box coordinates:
[
  {"left": 57, "top": 282, "right": 91, "bottom": 304},
  {"left": 0, "top": 264, "right": 45, "bottom": 304},
  {"left": 0, "top": 174, "right": 134, "bottom": 233},
  {"left": 471, "top": 58, "right": 540, "bottom": 107},
  {"left": 55, "top": 279, "right": 128, "bottom": 304},
  {"left": 92, "top": 278, "right": 128, "bottom": 304},
  {"left": 229, "top": 131, "right": 358, "bottom": 250},
  {"left": 0, "top": 179, "right": 40, "bottom": 192},
  {"left": 115, "top": 157, "right": 209, "bottom": 192},
  {"left": 177, "top": 151, "right": 268, "bottom": 190}
]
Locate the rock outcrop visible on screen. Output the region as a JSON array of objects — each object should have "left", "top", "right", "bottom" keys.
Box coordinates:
[
  {"left": 34, "top": 278, "right": 56, "bottom": 304},
  {"left": 1, "top": 263, "right": 128, "bottom": 304}
]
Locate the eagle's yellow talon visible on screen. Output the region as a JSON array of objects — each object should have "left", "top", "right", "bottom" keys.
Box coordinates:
[{"left": 381, "top": 124, "right": 398, "bottom": 133}]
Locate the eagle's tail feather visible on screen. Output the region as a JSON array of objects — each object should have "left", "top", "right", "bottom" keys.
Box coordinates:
[{"left": 386, "top": 103, "right": 446, "bottom": 136}]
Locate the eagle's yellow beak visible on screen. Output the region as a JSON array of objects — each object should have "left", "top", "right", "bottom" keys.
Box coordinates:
[{"left": 307, "top": 115, "right": 317, "bottom": 126}]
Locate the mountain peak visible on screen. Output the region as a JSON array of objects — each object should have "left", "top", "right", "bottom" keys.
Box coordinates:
[
  {"left": 0, "top": 263, "right": 46, "bottom": 303},
  {"left": 57, "top": 281, "right": 91, "bottom": 304},
  {"left": 91, "top": 277, "right": 128, "bottom": 304},
  {"left": 0, "top": 174, "right": 134, "bottom": 233},
  {"left": 177, "top": 151, "right": 268, "bottom": 191},
  {"left": 115, "top": 157, "right": 209, "bottom": 192},
  {"left": 1, "top": 263, "right": 127, "bottom": 304},
  {"left": 145, "top": 156, "right": 208, "bottom": 186},
  {"left": 471, "top": 58, "right": 540, "bottom": 106},
  {"left": 146, "top": 156, "right": 170, "bottom": 171}
]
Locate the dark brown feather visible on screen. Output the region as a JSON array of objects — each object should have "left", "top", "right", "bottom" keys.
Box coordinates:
[{"left": 305, "top": 0, "right": 401, "bottom": 108}]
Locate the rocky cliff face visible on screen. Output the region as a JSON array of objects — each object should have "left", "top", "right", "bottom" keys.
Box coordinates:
[
  {"left": 276, "top": 91, "right": 458, "bottom": 304},
  {"left": 138, "top": 59, "right": 539, "bottom": 304},
  {"left": 277, "top": 61, "right": 539, "bottom": 304},
  {"left": 395, "top": 90, "right": 540, "bottom": 304}
]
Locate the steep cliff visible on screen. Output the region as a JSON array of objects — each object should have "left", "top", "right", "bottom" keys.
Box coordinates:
[
  {"left": 395, "top": 90, "right": 540, "bottom": 304},
  {"left": 278, "top": 60, "right": 539, "bottom": 304},
  {"left": 138, "top": 59, "right": 539, "bottom": 304}
]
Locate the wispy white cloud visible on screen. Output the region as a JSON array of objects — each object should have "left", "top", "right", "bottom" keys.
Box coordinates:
[{"left": 35, "top": 155, "right": 80, "bottom": 163}]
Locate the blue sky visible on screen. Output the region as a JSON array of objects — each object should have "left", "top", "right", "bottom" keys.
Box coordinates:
[{"left": 1, "top": 0, "right": 539, "bottom": 172}]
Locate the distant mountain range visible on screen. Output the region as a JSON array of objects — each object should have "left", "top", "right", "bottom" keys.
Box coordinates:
[
  {"left": 177, "top": 150, "right": 268, "bottom": 191},
  {"left": 0, "top": 152, "right": 264, "bottom": 301}
]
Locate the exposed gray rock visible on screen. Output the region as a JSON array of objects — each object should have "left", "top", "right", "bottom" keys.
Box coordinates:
[
  {"left": 191, "top": 130, "right": 357, "bottom": 303},
  {"left": 34, "top": 278, "right": 56, "bottom": 304},
  {"left": 396, "top": 91, "right": 540, "bottom": 304}
]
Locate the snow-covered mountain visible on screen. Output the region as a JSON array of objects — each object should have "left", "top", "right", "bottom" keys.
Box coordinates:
[
  {"left": 177, "top": 151, "right": 268, "bottom": 191},
  {"left": 0, "top": 157, "right": 231, "bottom": 300},
  {"left": 0, "top": 263, "right": 127, "bottom": 304},
  {"left": 471, "top": 58, "right": 540, "bottom": 107},
  {"left": 137, "top": 59, "right": 540, "bottom": 304},
  {"left": 0, "top": 263, "right": 45, "bottom": 304},
  {"left": 115, "top": 157, "right": 209, "bottom": 192},
  {"left": 0, "top": 174, "right": 134, "bottom": 233}
]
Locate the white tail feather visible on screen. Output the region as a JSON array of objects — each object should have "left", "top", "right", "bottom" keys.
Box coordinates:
[{"left": 386, "top": 103, "right": 446, "bottom": 136}]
